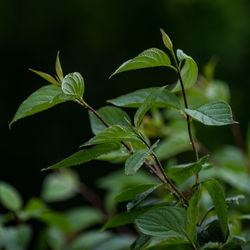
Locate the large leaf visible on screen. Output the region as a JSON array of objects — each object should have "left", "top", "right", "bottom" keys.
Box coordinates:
[
  {"left": 185, "top": 100, "right": 236, "bottom": 126},
  {"left": 108, "top": 87, "right": 181, "bottom": 109},
  {"left": 202, "top": 179, "right": 228, "bottom": 240},
  {"left": 42, "top": 143, "right": 119, "bottom": 171},
  {"left": 134, "top": 86, "right": 166, "bottom": 127},
  {"left": 61, "top": 72, "right": 84, "bottom": 98},
  {"left": 0, "top": 182, "right": 23, "bottom": 212},
  {"left": 172, "top": 49, "right": 198, "bottom": 92},
  {"left": 89, "top": 106, "right": 131, "bottom": 135},
  {"left": 110, "top": 48, "right": 171, "bottom": 77},
  {"left": 135, "top": 206, "right": 187, "bottom": 238},
  {"left": 10, "top": 85, "right": 73, "bottom": 127},
  {"left": 167, "top": 155, "right": 209, "bottom": 184},
  {"left": 186, "top": 187, "right": 201, "bottom": 242},
  {"left": 114, "top": 184, "right": 157, "bottom": 203},
  {"left": 127, "top": 184, "right": 162, "bottom": 211},
  {"left": 125, "top": 140, "right": 159, "bottom": 176},
  {"left": 81, "top": 125, "right": 142, "bottom": 147}
]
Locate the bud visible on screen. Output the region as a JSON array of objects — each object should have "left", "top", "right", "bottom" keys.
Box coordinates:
[{"left": 160, "top": 28, "right": 173, "bottom": 51}]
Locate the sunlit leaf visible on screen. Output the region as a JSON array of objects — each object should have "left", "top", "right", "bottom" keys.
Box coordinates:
[
  {"left": 29, "top": 68, "right": 59, "bottom": 86},
  {"left": 185, "top": 100, "right": 236, "bottom": 126},
  {"left": 110, "top": 48, "right": 171, "bottom": 77}
]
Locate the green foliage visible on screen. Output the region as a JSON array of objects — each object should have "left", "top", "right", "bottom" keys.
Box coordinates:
[{"left": 8, "top": 29, "right": 249, "bottom": 249}]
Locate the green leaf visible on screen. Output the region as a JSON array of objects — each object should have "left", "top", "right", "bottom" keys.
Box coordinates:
[
  {"left": 0, "top": 182, "right": 23, "bottom": 212},
  {"left": 131, "top": 234, "right": 150, "bottom": 250},
  {"left": 55, "top": 51, "right": 64, "bottom": 82},
  {"left": 110, "top": 48, "right": 171, "bottom": 77},
  {"left": 202, "top": 179, "right": 228, "bottom": 240},
  {"left": 155, "top": 132, "right": 191, "bottom": 161},
  {"left": 168, "top": 155, "right": 209, "bottom": 184},
  {"left": 160, "top": 28, "right": 173, "bottom": 51},
  {"left": 89, "top": 106, "right": 132, "bottom": 135},
  {"left": 172, "top": 49, "right": 198, "bottom": 92},
  {"left": 226, "top": 195, "right": 245, "bottom": 206},
  {"left": 134, "top": 86, "right": 166, "bottom": 127},
  {"left": 42, "top": 143, "right": 119, "bottom": 171},
  {"left": 66, "top": 207, "right": 104, "bottom": 232},
  {"left": 81, "top": 125, "right": 141, "bottom": 147},
  {"left": 114, "top": 184, "right": 157, "bottom": 203},
  {"left": 135, "top": 206, "right": 187, "bottom": 238},
  {"left": 127, "top": 184, "right": 162, "bottom": 211},
  {"left": 247, "top": 123, "right": 250, "bottom": 158},
  {"left": 41, "top": 170, "right": 79, "bottom": 202},
  {"left": 205, "top": 80, "right": 230, "bottom": 103},
  {"left": 125, "top": 140, "right": 159, "bottom": 176},
  {"left": 9, "top": 85, "right": 73, "bottom": 127},
  {"left": 46, "top": 227, "right": 65, "bottom": 250},
  {"left": 108, "top": 87, "right": 181, "bottom": 110},
  {"left": 186, "top": 187, "right": 201, "bottom": 242},
  {"left": 185, "top": 100, "right": 236, "bottom": 126},
  {"left": 29, "top": 68, "right": 59, "bottom": 86},
  {"left": 61, "top": 72, "right": 84, "bottom": 98}
]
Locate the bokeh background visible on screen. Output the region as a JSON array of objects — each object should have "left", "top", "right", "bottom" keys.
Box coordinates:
[{"left": 1, "top": 0, "right": 250, "bottom": 202}]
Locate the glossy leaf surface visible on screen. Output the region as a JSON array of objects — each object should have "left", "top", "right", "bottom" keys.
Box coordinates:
[
  {"left": 110, "top": 48, "right": 171, "bottom": 77},
  {"left": 172, "top": 50, "right": 198, "bottom": 92},
  {"left": 10, "top": 85, "right": 72, "bottom": 127},
  {"left": 108, "top": 87, "right": 181, "bottom": 109},
  {"left": 185, "top": 100, "right": 236, "bottom": 126}
]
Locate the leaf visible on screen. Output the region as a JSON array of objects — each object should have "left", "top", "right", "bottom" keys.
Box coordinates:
[
  {"left": 0, "top": 182, "right": 23, "bottom": 212},
  {"left": 9, "top": 85, "right": 73, "bottom": 127},
  {"left": 155, "top": 131, "right": 191, "bottom": 161},
  {"left": 114, "top": 184, "right": 157, "bottom": 203},
  {"left": 89, "top": 106, "right": 132, "bottom": 135},
  {"left": 55, "top": 51, "right": 64, "bottom": 82},
  {"left": 125, "top": 140, "right": 159, "bottom": 176},
  {"left": 81, "top": 125, "right": 141, "bottom": 147},
  {"left": 134, "top": 86, "right": 166, "bottom": 127},
  {"left": 186, "top": 187, "right": 201, "bottom": 242},
  {"left": 246, "top": 123, "right": 250, "bottom": 158},
  {"left": 202, "top": 179, "right": 228, "bottom": 240},
  {"left": 41, "top": 170, "right": 79, "bottom": 202},
  {"left": 168, "top": 155, "right": 209, "bottom": 184},
  {"left": 66, "top": 207, "right": 104, "bottom": 232},
  {"left": 130, "top": 234, "right": 150, "bottom": 250},
  {"left": 135, "top": 206, "right": 187, "bottom": 238},
  {"left": 172, "top": 49, "right": 198, "bottom": 92},
  {"left": 108, "top": 87, "right": 181, "bottom": 110},
  {"left": 226, "top": 195, "right": 245, "bottom": 206},
  {"left": 42, "top": 143, "right": 119, "bottom": 171},
  {"left": 61, "top": 72, "right": 84, "bottom": 98},
  {"left": 110, "top": 48, "right": 171, "bottom": 77},
  {"left": 160, "top": 28, "right": 173, "bottom": 51},
  {"left": 29, "top": 68, "right": 59, "bottom": 86},
  {"left": 127, "top": 184, "right": 162, "bottom": 211},
  {"left": 185, "top": 100, "right": 236, "bottom": 126}
]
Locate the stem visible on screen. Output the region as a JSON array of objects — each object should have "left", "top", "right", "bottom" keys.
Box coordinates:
[{"left": 174, "top": 57, "right": 200, "bottom": 184}]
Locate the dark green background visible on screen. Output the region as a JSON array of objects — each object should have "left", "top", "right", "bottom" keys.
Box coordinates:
[{"left": 1, "top": 0, "right": 250, "bottom": 200}]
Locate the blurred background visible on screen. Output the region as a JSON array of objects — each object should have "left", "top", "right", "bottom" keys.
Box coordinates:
[{"left": 1, "top": 0, "right": 250, "bottom": 203}]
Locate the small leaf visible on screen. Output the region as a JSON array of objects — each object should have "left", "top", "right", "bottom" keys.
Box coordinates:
[
  {"left": 135, "top": 206, "right": 187, "bottom": 238},
  {"left": 108, "top": 87, "right": 181, "bottom": 110},
  {"left": 160, "top": 28, "right": 173, "bottom": 51},
  {"left": 185, "top": 100, "right": 236, "bottom": 126},
  {"left": 61, "top": 72, "right": 84, "bottom": 98},
  {"left": 226, "top": 195, "right": 245, "bottom": 206},
  {"left": 130, "top": 234, "right": 150, "bottom": 250},
  {"left": 89, "top": 106, "right": 132, "bottom": 135},
  {"left": 127, "top": 184, "right": 162, "bottom": 211},
  {"left": 43, "top": 143, "right": 119, "bottom": 171},
  {"left": 172, "top": 49, "right": 198, "bottom": 92},
  {"left": 81, "top": 125, "right": 141, "bottom": 147},
  {"left": 134, "top": 86, "right": 166, "bottom": 127},
  {"left": 125, "top": 140, "right": 159, "bottom": 176},
  {"left": 29, "top": 68, "right": 59, "bottom": 86},
  {"left": 114, "top": 184, "right": 157, "bottom": 203},
  {"left": 168, "top": 155, "right": 209, "bottom": 184},
  {"left": 9, "top": 85, "right": 73, "bottom": 127},
  {"left": 55, "top": 51, "right": 64, "bottom": 82},
  {"left": 110, "top": 48, "right": 171, "bottom": 77},
  {"left": 202, "top": 179, "right": 228, "bottom": 240},
  {"left": 0, "top": 182, "right": 23, "bottom": 212},
  {"left": 186, "top": 186, "right": 201, "bottom": 242},
  {"left": 41, "top": 170, "right": 79, "bottom": 202}
]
